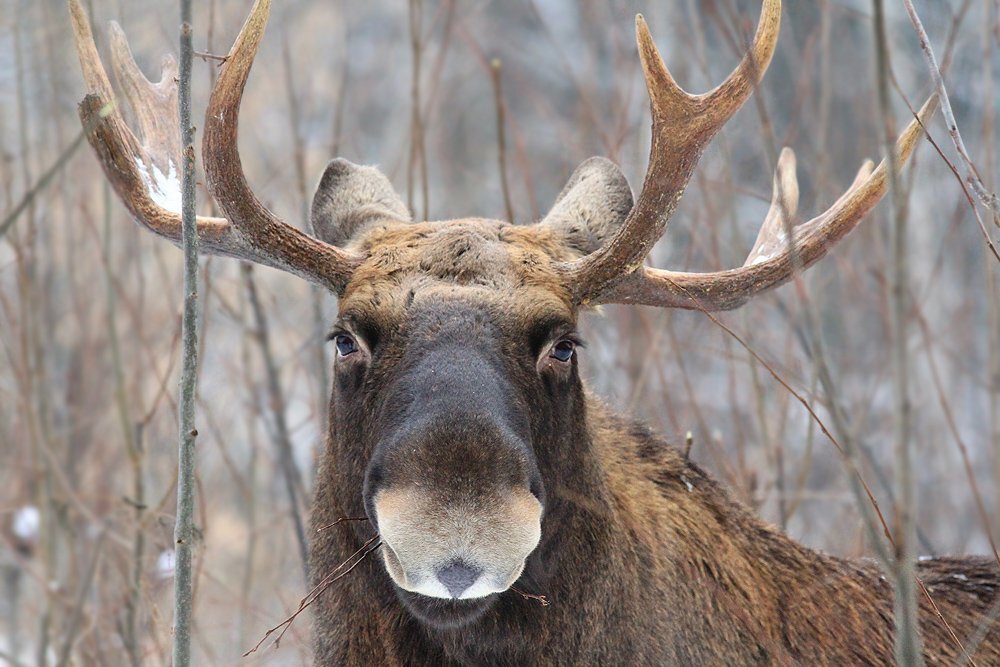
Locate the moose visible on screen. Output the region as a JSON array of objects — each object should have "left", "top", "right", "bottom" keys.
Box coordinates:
[{"left": 70, "top": 0, "right": 999, "bottom": 663}]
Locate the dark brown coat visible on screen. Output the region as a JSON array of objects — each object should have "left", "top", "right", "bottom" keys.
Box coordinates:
[{"left": 308, "top": 214, "right": 1000, "bottom": 666}]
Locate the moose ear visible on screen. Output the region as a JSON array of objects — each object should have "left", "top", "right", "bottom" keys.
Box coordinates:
[
  {"left": 310, "top": 158, "right": 411, "bottom": 246},
  {"left": 538, "top": 157, "right": 633, "bottom": 255}
]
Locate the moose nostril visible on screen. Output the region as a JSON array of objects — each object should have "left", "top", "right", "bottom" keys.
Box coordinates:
[{"left": 436, "top": 560, "right": 482, "bottom": 598}]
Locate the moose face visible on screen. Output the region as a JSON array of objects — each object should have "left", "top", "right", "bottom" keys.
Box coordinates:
[{"left": 316, "top": 159, "right": 633, "bottom": 626}]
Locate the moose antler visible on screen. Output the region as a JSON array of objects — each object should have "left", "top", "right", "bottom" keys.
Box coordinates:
[
  {"left": 69, "top": 0, "right": 362, "bottom": 292},
  {"left": 563, "top": 0, "right": 939, "bottom": 311}
]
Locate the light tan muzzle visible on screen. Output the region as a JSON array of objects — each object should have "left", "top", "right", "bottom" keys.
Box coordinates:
[{"left": 375, "top": 487, "right": 542, "bottom": 599}]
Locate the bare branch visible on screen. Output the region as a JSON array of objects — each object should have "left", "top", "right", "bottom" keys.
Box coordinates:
[
  {"left": 490, "top": 59, "right": 514, "bottom": 224},
  {"left": 902, "top": 0, "right": 1000, "bottom": 229},
  {"left": 172, "top": 0, "right": 199, "bottom": 664}
]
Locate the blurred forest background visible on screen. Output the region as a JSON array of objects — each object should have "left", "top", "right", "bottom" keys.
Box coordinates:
[{"left": 0, "top": 0, "right": 998, "bottom": 664}]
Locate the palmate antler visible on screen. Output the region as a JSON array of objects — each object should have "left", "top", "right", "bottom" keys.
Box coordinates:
[
  {"left": 71, "top": 0, "right": 935, "bottom": 309},
  {"left": 69, "top": 0, "right": 362, "bottom": 292},
  {"left": 562, "top": 0, "right": 938, "bottom": 310}
]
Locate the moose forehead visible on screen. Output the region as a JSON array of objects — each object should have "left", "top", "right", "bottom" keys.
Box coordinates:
[{"left": 339, "top": 218, "right": 578, "bottom": 327}]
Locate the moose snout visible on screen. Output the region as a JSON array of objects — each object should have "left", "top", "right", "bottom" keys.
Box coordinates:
[{"left": 374, "top": 486, "right": 542, "bottom": 600}]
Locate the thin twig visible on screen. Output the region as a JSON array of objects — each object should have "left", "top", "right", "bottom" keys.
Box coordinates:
[
  {"left": 282, "top": 37, "right": 331, "bottom": 469},
  {"left": 667, "top": 278, "right": 974, "bottom": 664},
  {"left": 871, "top": 0, "right": 922, "bottom": 662},
  {"left": 911, "top": 298, "right": 1000, "bottom": 570},
  {"left": 193, "top": 50, "right": 227, "bottom": 65},
  {"left": 102, "top": 181, "right": 145, "bottom": 667},
  {"left": 691, "top": 304, "right": 894, "bottom": 547},
  {"left": 511, "top": 586, "right": 549, "bottom": 607},
  {"left": 242, "top": 263, "right": 310, "bottom": 583},
  {"left": 489, "top": 59, "right": 514, "bottom": 223},
  {"left": 55, "top": 530, "right": 107, "bottom": 667},
  {"left": 888, "top": 84, "right": 1000, "bottom": 263},
  {"left": 902, "top": 0, "right": 1000, "bottom": 230},
  {"left": 316, "top": 517, "right": 370, "bottom": 532},
  {"left": 173, "top": 0, "right": 199, "bottom": 664},
  {"left": 744, "top": 11, "right": 895, "bottom": 568},
  {"left": 0, "top": 130, "right": 86, "bottom": 241},
  {"left": 981, "top": 0, "right": 1000, "bottom": 570},
  {"left": 408, "top": 0, "right": 429, "bottom": 220},
  {"left": 244, "top": 536, "right": 381, "bottom": 656}
]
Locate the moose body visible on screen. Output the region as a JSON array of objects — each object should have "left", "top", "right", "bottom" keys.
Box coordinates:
[
  {"left": 307, "top": 219, "right": 1000, "bottom": 665},
  {"left": 68, "top": 0, "right": 1000, "bottom": 663}
]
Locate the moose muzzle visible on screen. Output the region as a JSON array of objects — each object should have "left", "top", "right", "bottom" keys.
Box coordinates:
[
  {"left": 375, "top": 485, "right": 542, "bottom": 599},
  {"left": 363, "top": 303, "right": 545, "bottom": 600}
]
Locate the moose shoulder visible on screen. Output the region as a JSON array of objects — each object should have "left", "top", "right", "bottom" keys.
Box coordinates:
[{"left": 70, "top": 0, "right": 999, "bottom": 663}]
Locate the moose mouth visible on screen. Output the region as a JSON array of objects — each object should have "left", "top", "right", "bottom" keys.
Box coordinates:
[
  {"left": 378, "top": 542, "right": 524, "bottom": 627},
  {"left": 393, "top": 586, "right": 497, "bottom": 629}
]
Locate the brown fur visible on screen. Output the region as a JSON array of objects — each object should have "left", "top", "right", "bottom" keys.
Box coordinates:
[
  {"left": 305, "top": 166, "right": 1000, "bottom": 663},
  {"left": 312, "top": 397, "right": 1000, "bottom": 664}
]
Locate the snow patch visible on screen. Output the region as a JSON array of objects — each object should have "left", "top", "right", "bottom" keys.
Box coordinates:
[
  {"left": 134, "top": 158, "right": 183, "bottom": 214},
  {"left": 156, "top": 549, "right": 176, "bottom": 579},
  {"left": 12, "top": 505, "right": 39, "bottom": 541},
  {"left": 747, "top": 229, "right": 794, "bottom": 266},
  {"left": 747, "top": 250, "right": 778, "bottom": 266}
]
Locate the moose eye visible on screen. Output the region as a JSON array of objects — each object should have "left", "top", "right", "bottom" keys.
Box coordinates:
[
  {"left": 549, "top": 339, "right": 576, "bottom": 363},
  {"left": 334, "top": 334, "right": 359, "bottom": 357}
]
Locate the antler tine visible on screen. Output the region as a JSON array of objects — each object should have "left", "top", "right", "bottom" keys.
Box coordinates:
[
  {"left": 599, "top": 95, "right": 940, "bottom": 311},
  {"left": 562, "top": 0, "right": 782, "bottom": 304},
  {"left": 108, "top": 22, "right": 181, "bottom": 177},
  {"left": 745, "top": 147, "right": 799, "bottom": 267},
  {"left": 203, "top": 0, "right": 362, "bottom": 291},
  {"left": 70, "top": 0, "right": 232, "bottom": 248},
  {"left": 69, "top": 0, "right": 114, "bottom": 106}
]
